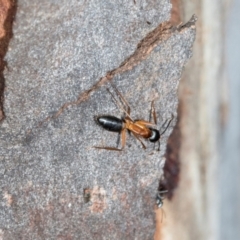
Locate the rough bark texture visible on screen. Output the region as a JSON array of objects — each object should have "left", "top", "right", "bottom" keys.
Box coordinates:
[{"left": 0, "top": 1, "right": 196, "bottom": 239}]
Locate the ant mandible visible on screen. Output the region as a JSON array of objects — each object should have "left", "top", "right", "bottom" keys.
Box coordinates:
[{"left": 94, "top": 84, "right": 173, "bottom": 151}]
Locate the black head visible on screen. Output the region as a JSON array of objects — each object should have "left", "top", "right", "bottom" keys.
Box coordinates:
[{"left": 149, "top": 129, "right": 160, "bottom": 142}]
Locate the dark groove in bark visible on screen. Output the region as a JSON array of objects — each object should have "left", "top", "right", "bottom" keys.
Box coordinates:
[
  {"left": 36, "top": 15, "right": 197, "bottom": 129},
  {"left": 0, "top": 0, "right": 18, "bottom": 121}
]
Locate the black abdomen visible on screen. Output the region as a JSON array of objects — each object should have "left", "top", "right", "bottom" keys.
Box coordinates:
[{"left": 95, "top": 115, "right": 123, "bottom": 132}]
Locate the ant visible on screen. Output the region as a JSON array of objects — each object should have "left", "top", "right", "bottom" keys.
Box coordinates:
[
  {"left": 156, "top": 189, "right": 168, "bottom": 208},
  {"left": 155, "top": 189, "right": 168, "bottom": 222},
  {"left": 94, "top": 84, "right": 173, "bottom": 151}
]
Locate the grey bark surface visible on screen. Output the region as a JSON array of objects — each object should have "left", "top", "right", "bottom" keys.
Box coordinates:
[{"left": 0, "top": 1, "right": 196, "bottom": 239}]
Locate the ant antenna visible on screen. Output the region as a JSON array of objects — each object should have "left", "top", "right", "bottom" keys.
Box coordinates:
[{"left": 160, "top": 114, "right": 174, "bottom": 136}]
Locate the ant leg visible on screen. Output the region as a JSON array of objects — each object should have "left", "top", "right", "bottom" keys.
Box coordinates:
[
  {"left": 110, "top": 83, "right": 131, "bottom": 115},
  {"left": 93, "top": 146, "right": 122, "bottom": 151},
  {"left": 160, "top": 114, "right": 174, "bottom": 136},
  {"left": 121, "top": 127, "right": 126, "bottom": 149},
  {"left": 106, "top": 88, "right": 133, "bottom": 121},
  {"left": 133, "top": 120, "right": 155, "bottom": 128},
  {"left": 157, "top": 141, "right": 160, "bottom": 151},
  {"left": 93, "top": 128, "right": 126, "bottom": 151},
  {"left": 132, "top": 132, "right": 146, "bottom": 149},
  {"left": 116, "top": 132, "right": 121, "bottom": 148},
  {"left": 149, "top": 101, "right": 157, "bottom": 124}
]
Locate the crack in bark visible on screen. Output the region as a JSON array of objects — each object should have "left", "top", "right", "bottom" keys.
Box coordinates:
[
  {"left": 34, "top": 15, "right": 197, "bottom": 130},
  {"left": 0, "top": 0, "right": 17, "bottom": 122}
]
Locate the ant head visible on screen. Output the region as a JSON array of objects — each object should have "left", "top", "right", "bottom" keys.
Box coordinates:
[{"left": 149, "top": 129, "right": 160, "bottom": 142}]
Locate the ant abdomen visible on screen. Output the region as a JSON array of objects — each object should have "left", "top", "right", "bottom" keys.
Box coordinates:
[{"left": 95, "top": 115, "right": 123, "bottom": 132}]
